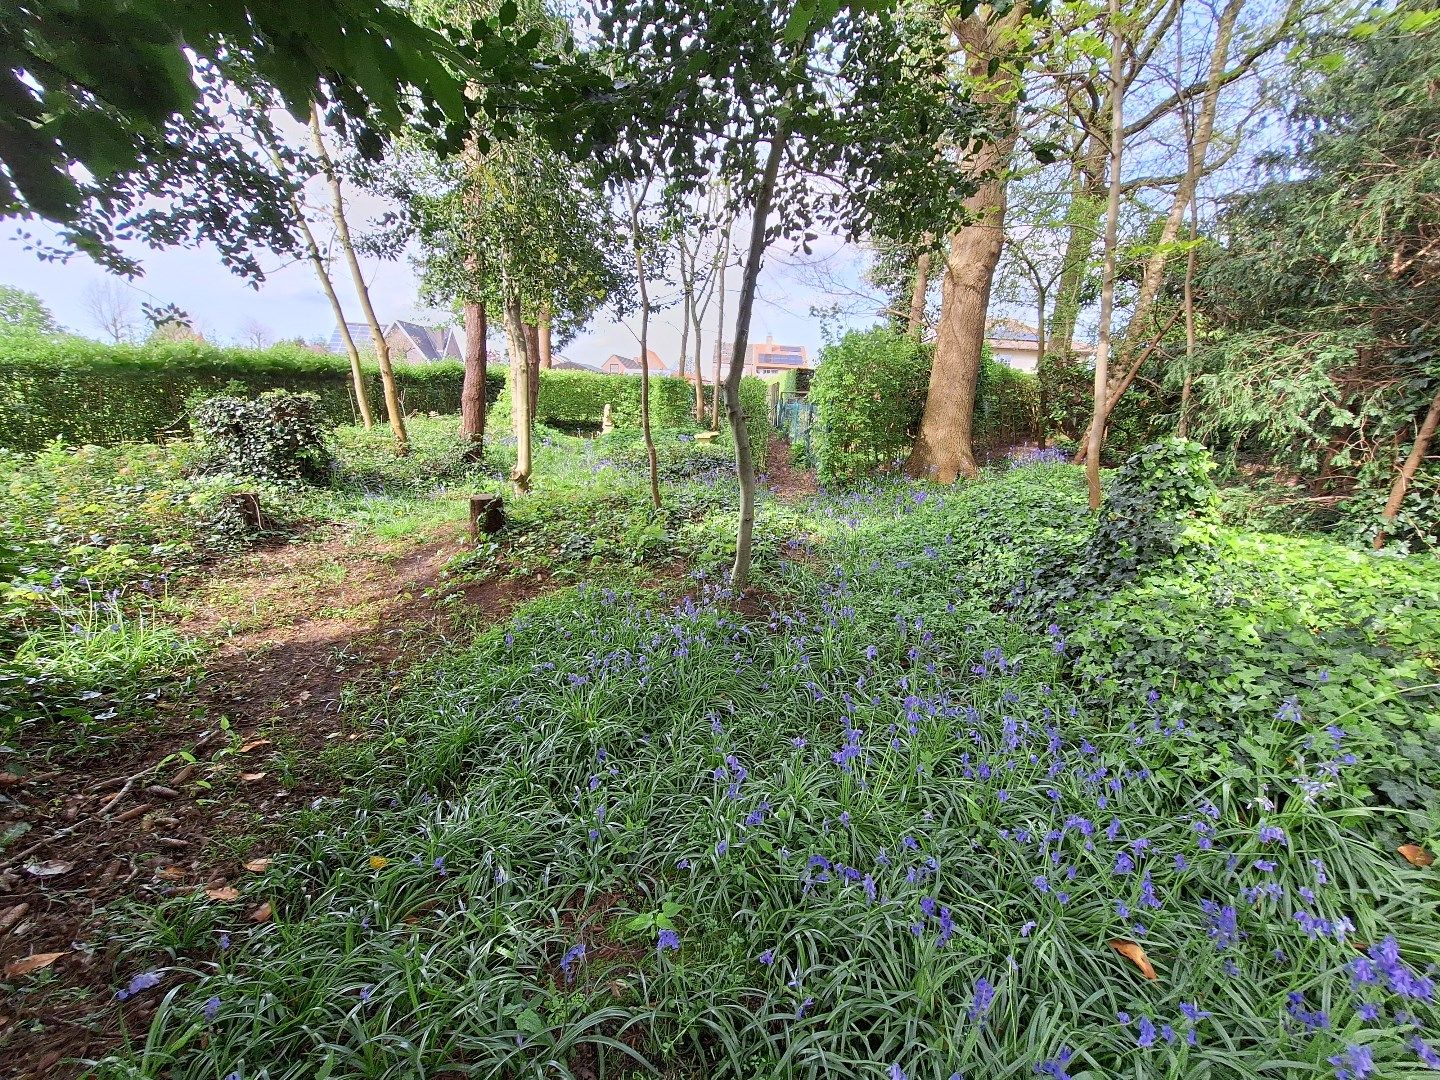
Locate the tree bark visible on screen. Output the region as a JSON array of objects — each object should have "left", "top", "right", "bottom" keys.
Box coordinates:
[
  {"left": 627, "top": 186, "right": 662, "bottom": 510},
  {"left": 1375, "top": 388, "right": 1440, "bottom": 549},
  {"left": 1086, "top": 0, "right": 1126, "bottom": 510},
  {"left": 271, "top": 160, "right": 374, "bottom": 430},
  {"left": 1047, "top": 137, "right": 1107, "bottom": 360},
  {"left": 907, "top": 240, "right": 932, "bottom": 339},
  {"left": 538, "top": 307, "right": 553, "bottom": 369},
  {"left": 461, "top": 298, "right": 487, "bottom": 461},
  {"left": 725, "top": 118, "right": 788, "bottom": 590},
  {"left": 502, "top": 281, "right": 533, "bottom": 492},
  {"left": 905, "top": 10, "right": 1024, "bottom": 483},
  {"left": 524, "top": 321, "right": 541, "bottom": 420},
  {"left": 710, "top": 225, "right": 731, "bottom": 430},
  {"left": 310, "top": 104, "right": 407, "bottom": 455}
]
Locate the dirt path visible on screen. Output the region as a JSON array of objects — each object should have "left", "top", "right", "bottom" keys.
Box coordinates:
[
  {"left": 0, "top": 516, "right": 552, "bottom": 1078},
  {"left": 765, "top": 436, "right": 818, "bottom": 502}
]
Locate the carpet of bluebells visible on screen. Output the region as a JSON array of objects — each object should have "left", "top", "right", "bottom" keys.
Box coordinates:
[{"left": 94, "top": 459, "right": 1440, "bottom": 1079}]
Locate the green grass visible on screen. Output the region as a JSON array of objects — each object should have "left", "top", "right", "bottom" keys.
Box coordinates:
[{"left": 84, "top": 456, "right": 1440, "bottom": 1079}]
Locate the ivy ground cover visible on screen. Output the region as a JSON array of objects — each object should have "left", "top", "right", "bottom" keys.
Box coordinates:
[{"left": 93, "top": 463, "right": 1440, "bottom": 1079}]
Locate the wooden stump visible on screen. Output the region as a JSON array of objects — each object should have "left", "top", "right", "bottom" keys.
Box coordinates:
[
  {"left": 229, "top": 491, "right": 265, "bottom": 530},
  {"left": 468, "top": 494, "right": 505, "bottom": 540}
]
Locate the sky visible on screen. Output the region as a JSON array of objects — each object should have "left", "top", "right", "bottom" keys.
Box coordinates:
[{"left": 0, "top": 209, "right": 895, "bottom": 371}]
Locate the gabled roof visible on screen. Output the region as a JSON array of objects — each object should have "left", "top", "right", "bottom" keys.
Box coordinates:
[
  {"left": 393, "top": 319, "right": 461, "bottom": 361},
  {"left": 602, "top": 349, "right": 669, "bottom": 373}
]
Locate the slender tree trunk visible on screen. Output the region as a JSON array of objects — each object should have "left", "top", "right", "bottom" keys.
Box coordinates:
[
  {"left": 905, "top": 11, "right": 1023, "bottom": 483},
  {"left": 726, "top": 120, "right": 788, "bottom": 589},
  {"left": 538, "top": 306, "right": 553, "bottom": 370},
  {"left": 310, "top": 104, "right": 407, "bottom": 454},
  {"left": 711, "top": 228, "right": 731, "bottom": 430},
  {"left": 908, "top": 239, "right": 932, "bottom": 339},
  {"left": 503, "top": 288, "right": 533, "bottom": 492},
  {"left": 1034, "top": 287, "right": 1047, "bottom": 367},
  {"left": 461, "top": 297, "right": 487, "bottom": 461},
  {"left": 627, "top": 186, "right": 662, "bottom": 509},
  {"left": 1048, "top": 139, "right": 1106, "bottom": 359},
  {"left": 1375, "top": 389, "right": 1440, "bottom": 549},
  {"left": 524, "top": 322, "right": 541, "bottom": 420},
  {"left": 691, "top": 304, "right": 706, "bottom": 421},
  {"left": 676, "top": 239, "right": 692, "bottom": 382},
  {"left": 1177, "top": 110, "right": 1200, "bottom": 439},
  {"left": 1086, "top": 2, "right": 1125, "bottom": 510}
]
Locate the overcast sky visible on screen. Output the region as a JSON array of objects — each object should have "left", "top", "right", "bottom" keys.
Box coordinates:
[{"left": 0, "top": 208, "right": 902, "bottom": 371}]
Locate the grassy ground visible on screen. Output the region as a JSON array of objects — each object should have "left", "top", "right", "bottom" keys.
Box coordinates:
[{"left": 4, "top": 424, "right": 1439, "bottom": 1078}]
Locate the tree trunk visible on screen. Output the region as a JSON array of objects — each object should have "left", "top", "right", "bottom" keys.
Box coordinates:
[
  {"left": 627, "top": 186, "right": 662, "bottom": 509},
  {"left": 257, "top": 126, "right": 375, "bottom": 430},
  {"left": 905, "top": 10, "right": 1023, "bottom": 483},
  {"left": 711, "top": 227, "right": 731, "bottom": 430},
  {"left": 524, "top": 321, "right": 541, "bottom": 420},
  {"left": 726, "top": 118, "right": 788, "bottom": 590},
  {"left": 461, "top": 299, "right": 487, "bottom": 461},
  {"left": 1047, "top": 138, "right": 1107, "bottom": 359},
  {"left": 907, "top": 240, "right": 932, "bottom": 339},
  {"left": 538, "top": 307, "right": 553, "bottom": 369},
  {"left": 1375, "top": 388, "right": 1440, "bottom": 549},
  {"left": 1086, "top": 0, "right": 1126, "bottom": 510},
  {"left": 310, "top": 104, "right": 407, "bottom": 455},
  {"left": 502, "top": 283, "right": 533, "bottom": 492}
]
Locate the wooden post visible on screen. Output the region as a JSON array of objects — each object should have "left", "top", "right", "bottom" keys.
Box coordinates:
[
  {"left": 468, "top": 494, "right": 505, "bottom": 540},
  {"left": 229, "top": 492, "right": 265, "bottom": 531}
]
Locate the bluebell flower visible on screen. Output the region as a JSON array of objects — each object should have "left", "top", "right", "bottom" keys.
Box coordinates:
[
  {"left": 1329, "top": 1044, "right": 1375, "bottom": 1079},
  {"left": 1136, "top": 1015, "right": 1157, "bottom": 1048},
  {"left": 889, "top": 1065, "right": 907, "bottom": 1080},
  {"left": 560, "top": 943, "right": 586, "bottom": 983},
  {"left": 115, "top": 971, "right": 162, "bottom": 1001},
  {"left": 1033, "top": 1047, "right": 1073, "bottom": 1078},
  {"left": 657, "top": 929, "right": 680, "bottom": 952},
  {"left": 758, "top": 949, "right": 775, "bottom": 965},
  {"left": 203, "top": 995, "right": 221, "bottom": 1021},
  {"left": 795, "top": 996, "right": 814, "bottom": 1019},
  {"left": 968, "top": 977, "right": 995, "bottom": 1021},
  {"left": 1411, "top": 1036, "right": 1440, "bottom": 1068}
]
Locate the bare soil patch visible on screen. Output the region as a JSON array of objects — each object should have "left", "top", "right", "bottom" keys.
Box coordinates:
[{"left": 0, "top": 518, "right": 554, "bottom": 1078}]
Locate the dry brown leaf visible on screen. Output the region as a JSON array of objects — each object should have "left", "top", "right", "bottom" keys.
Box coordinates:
[
  {"left": 156, "top": 866, "right": 187, "bottom": 882},
  {"left": 243, "top": 857, "right": 271, "bottom": 873},
  {"left": 0, "top": 772, "right": 21, "bottom": 786},
  {"left": 1108, "top": 939, "right": 1158, "bottom": 980},
  {"left": 24, "top": 859, "right": 75, "bottom": 878},
  {"left": 1398, "top": 843, "right": 1434, "bottom": 868},
  {"left": 4, "top": 952, "right": 64, "bottom": 978},
  {"left": 239, "top": 738, "right": 271, "bottom": 753},
  {"left": 250, "top": 901, "right": 273, "bottom": 923},
  {"left": 239, "top": 771, "right": 267, "bottom": 783},
  {"left": 205, "top": 885, "right": 240, "bottom": 902}
]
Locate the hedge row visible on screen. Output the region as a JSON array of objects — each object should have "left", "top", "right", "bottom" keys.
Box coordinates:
[
  {"left": 808, "top": 327, "right": 1041, "bottom": 482},
  {"left": 0, "top": 334, "right": 501, "bottom": 450},
  {"left": 491, "top": 368, "right": 771, "bottom": 468}
]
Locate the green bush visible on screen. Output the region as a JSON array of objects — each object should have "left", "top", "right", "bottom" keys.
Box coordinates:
[
  {"left": 809, "top": 328, "right": 931, "bottom": 483},
  {"left": 810, "top": 328, "right": 1041, "bottom": 483},
  {"left": 190, "top": 390, "right": 332, "bottom": 488},
  {"left": 490, "top": 368, "right": 769, "bottom": 470},
  {"left": 0, "top": 333, "right": 501, "bottom": 450}
]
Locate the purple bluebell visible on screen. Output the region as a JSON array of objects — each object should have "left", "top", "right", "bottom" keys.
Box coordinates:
[{"left": 656, "top": 929, "right": 680, "bottom": 952}]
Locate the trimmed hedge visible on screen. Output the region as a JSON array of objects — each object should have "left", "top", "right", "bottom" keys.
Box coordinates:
[
  {"left": 808, "top": 327, "right": 1041, "bottom": 482},
  {"left": 0, "top": 333, "right": 502, "bottom": 450},
  {"left": 491, "top": 368, "right": 770, "bottom": 469}
]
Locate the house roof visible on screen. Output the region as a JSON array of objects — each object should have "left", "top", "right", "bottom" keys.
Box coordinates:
[
  {"left": 987, "top": 318, "right": 1095, "bottom": 353},
  {"left": 602, "top": 349, "right": 669, "bottom": 373},
  {"left": 716, "top": 338, "right": 813, "bottom": 370},
  {"left": 327, "top": 320, "right": 462, "bottom": 361}
]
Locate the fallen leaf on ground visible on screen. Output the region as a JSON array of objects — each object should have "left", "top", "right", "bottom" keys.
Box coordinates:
[
  {"left": 1109, "top": 939, "right": 1158, "bottom": 980},
  {"left": 0, "top": 772, "right": 21, "bottom": 786},
  {"left": 205, "top": 885, "right": 240, "bottom": 901},
  {"left": 24, "top": 859, "right": 75, "bottom": 878},
  {"left": 243, "top": 857, "right": 271, "bottom": 873},
  {"left": 240, "top": 772, "right": 267, "bottom": 782},
  {"left": 238, "top": 738, "right": 271, "bottom": 753},
  {"left": 156, "top": 866, "right": 187, "bottom": 881},
  {"left": 1398, "top": 843, "right": 1434, "bottom": 868},
  {"left": 4, "top": 952, "right": 64, "bottom": 977},
  {"left": 250, "top": 901, "right": 273, "bottom": 923}
]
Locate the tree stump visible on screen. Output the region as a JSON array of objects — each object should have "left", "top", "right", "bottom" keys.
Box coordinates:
[
  {"left": 229, "top": 492, "right": 265, "bottom": 530},
  {"left": 468, "top": 494, "right": 505, "bottom": 540}
]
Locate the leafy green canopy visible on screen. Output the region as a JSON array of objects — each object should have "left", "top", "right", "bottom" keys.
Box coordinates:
[
  {"left": 0, "top": 284, "right": 59, "bottom": 333},
  {"left": 0, "top": 0, "right": 594, "bottom": 277}
]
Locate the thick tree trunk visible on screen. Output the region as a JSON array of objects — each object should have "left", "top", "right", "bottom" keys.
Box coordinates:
[
  {"left": 503, "top": 286, "right": 533, "bottom": 492},
  {"left": 310, "top": 104, "right": 407, "bottom": 455},
  {"left": 1086, "top": 0, "right": 1126, "bottom": 510},
  {"left": 905, "top": 11, "right": 1022, "bottom": 483},
  {"left": 907, "top": 241, "right": 932, "bottom": 339},
  {"left": 726, "top": 119, "right": 787, "bottom": 589},
  {"left": 461, "top": 299, "right": 487, "bottom": 461},
  {"left": 1375, "top": 389, "right": 1440, "bottom": 549}
]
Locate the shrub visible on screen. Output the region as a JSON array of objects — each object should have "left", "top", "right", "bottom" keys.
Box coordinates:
[
  {"left": 190, "top": 391, "right": 332, "bottom": 487},
  {"left": 809, "top": 328, "right": 931, "bottom": 483},
  {"left": 0, "top": 334, "right": 501, "bottom": 450},
  {"left": 810, "top": 328, "right": 1042, "bottom": 483}
]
